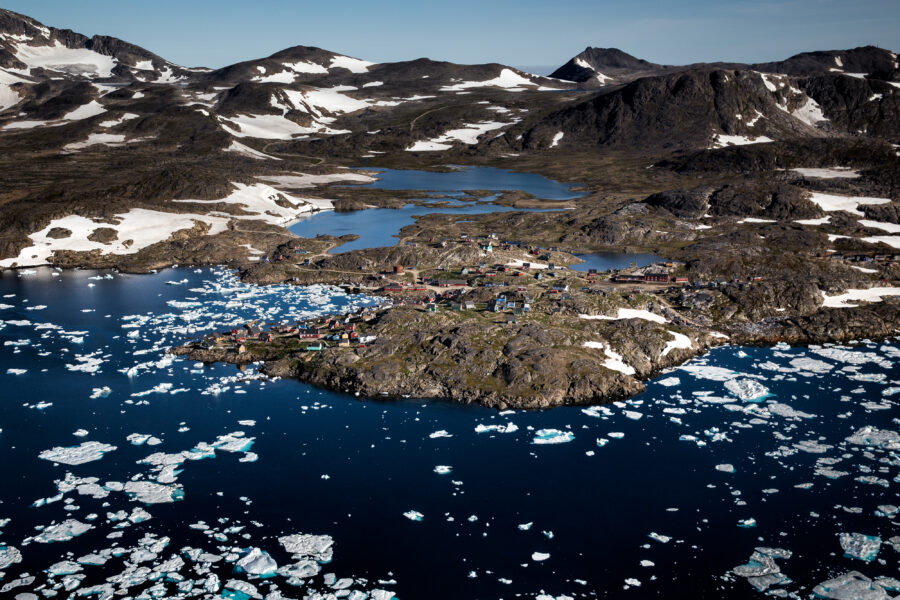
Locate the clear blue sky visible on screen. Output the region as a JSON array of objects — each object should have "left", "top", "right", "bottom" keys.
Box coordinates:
[{"left": 4, "top": 0, "right": 898, "bottom": 70}]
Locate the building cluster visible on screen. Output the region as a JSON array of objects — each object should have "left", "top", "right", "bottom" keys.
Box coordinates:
[{"left": 198, "top": 307, "right": 380, "bottom": 354}]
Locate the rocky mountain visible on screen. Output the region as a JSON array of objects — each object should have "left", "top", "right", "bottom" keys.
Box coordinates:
[
  {"left": 0, "top": 9, "right": 196, "bottom": 83},
  {"left": 753, "top": 46, "right": 900, "bottom": 77},
  {"left": 495, "top": 57, "right": 900, "bottom": 151},
  {"left": 549, "top": 47, "right": 667, "bottom": 87},
  {"left": 0, "top": 7, "right": 898, "bottom": 281},
  {"left": 549, "top": 45, "right": 900, "bottom": 89}
]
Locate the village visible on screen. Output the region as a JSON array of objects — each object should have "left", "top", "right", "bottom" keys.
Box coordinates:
[{"left": 188, "top": 231, "right": 792, "bottom": 361}]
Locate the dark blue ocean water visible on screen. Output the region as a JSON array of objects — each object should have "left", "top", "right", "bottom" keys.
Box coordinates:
[{"left": 0, "top": 267, "right": 897, "bottom": 600}]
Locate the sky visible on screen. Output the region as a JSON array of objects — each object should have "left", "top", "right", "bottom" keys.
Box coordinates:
[{"left": 3, "top": 0, "right": 899, "bottom": 71}]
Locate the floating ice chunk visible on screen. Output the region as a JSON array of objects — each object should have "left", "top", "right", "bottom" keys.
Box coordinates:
[
  {"left": 433, "top": 466, "right": 452, "bottom": 475},
  {"left": 33, "top": 519, "right": 92, "bottom": 543},
  {"left": 582, "top": 405, "right": 613, "bottom": 417},
  {"left": 623, "top": 410, "right": 643, "bottom": 420},
  {"left": 236, "top": 547, "right": 278, "bottom": 578},
  {"left": 813, "top": 571, "right": 894, "bottom": 600},
  {"left": 278, "top": 534, "right": 334, "bottom": 562},
  {"left": 733, "top": 547, "right": 792, "bottom": 592},
  {"left": 793, "top": 440, "right": 831, "bottom": 453},
  {"left": 39, "top": 441, "right": 117, "bottom": 465},
  {"left": 518, "top": 522, "right": 533, "bottom": 531},
  {"left": 657, "top": 376, "right": 680, "bottom": 387},
  {"left": 0, "top": 545, "right": 22, "bottom": 569},
  {"left": 840, "top": 533, "right": 881, "bottom": 561},
  {"left": 738, "top": 518, "right": 757, "bottom": 528},
  {"left": 429, "top": 430, "right": 452, "bottom": 439},
  {"left": 46, "top": 560, "right": 82, "bottom": 576},
  {"left": 224, "top": 579, "right": 262, "bottom": 599},
  {"left": 715, "top": 464, "right": 735, "bottom": 473},
  {"left": 648, "top": 532, "right": 670, "bottom": 543},
  {"left": 724, "top": 379, "right": 770, "bottom": 402},
  {"left": 123, "top": 481, "right": 183, "bottom": 504},
  {"left": 474, "top": 422, "right": 518, "bottom": 434},
  {"left": 532, "top": 429, "right": 575, "bottom": 445},
  {"left": 532, "top": 552, "right": 550, "bottom": 561},
  {"left": 679, "top": 365, "right": 735, "bottom": 381},
  {"left": 277, "top": 558, "right": 320, "bottom": 581},
  {"left": 845, "top": 426, "right": 900, "bottom": 450},
  {"left": 89, "top": 386, "right": 111, "bottom": 399},
  {"left": 6, "top": 368, "right": 27, "bottom": 375},
  {"left": 238, "top": 420, "right": 256, "bottom": 426},
  {"left": 403, "top": 510, "right": 424, "bottom": 521}
]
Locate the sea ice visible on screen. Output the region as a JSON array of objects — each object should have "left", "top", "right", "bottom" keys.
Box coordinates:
[
  {"left": 38, "top": 441, "right": 117, "bottom": 465},
  {"left": 532, "top": 429, "right": 575, "bottom": 445},
  {"left": 32, "top": 519, "right": 92, "bottom": 543},
  {"left": 278, "top": 534, "right": 334, "bottom": 562},
  {"left": 235, "top": 547, "right": 278, "bottom": 578},
  {"left": 813, "top": 571, "right": 894, "bottom": 600},
  {"left": 840, "top": 533, "right": 881, "bottom": 561},
  {"left": 474, "top": 423, "right": 518, "bottom": 434},
  {"left": 724, "top": 379, "right": 770, "bottom": 402}
]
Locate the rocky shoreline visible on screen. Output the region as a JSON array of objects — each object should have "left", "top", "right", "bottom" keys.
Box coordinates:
[{"left": 171, "top": 255, "right": 900, "bottom": 409}]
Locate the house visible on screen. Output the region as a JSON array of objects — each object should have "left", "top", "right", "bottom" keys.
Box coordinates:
[
  {"left": 643, "top": 273, "right": 670, "bottom": 283},
  {"left": 549, "top": 285, "right": 569, "bottom": 294},
  {"left": 614, "top": 274, "right": 644, "bottom": 283},
  {"left": 506, "top": 315, "right": 517, "bottom": 325},
  {"left": 464, "top": 301, "right": 476, "bottom": 310},
  {"left": 461, "top": 267, "right": 469, "bottom": 275},
  {"left": 426, "top": 303, "right": 437, "bottom": 313},
  {"left": 304, "top": 342, "right": 323, "bottom": 352},
  {"left": 438, "top": 280, "right": 467, "bottom": 288},
  {"left": 675, "top": 276, "right": 689, "bottom": 284},
  {"left": 258, "top": 332, "right": 274, "bottom": 342}
]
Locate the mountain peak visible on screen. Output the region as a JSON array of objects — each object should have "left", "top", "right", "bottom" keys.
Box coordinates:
[{"left": 549, "top": 47, "right": 661, "bottom": 86}]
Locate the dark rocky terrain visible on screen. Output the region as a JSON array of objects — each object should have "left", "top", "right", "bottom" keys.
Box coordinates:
[{"left": 1, "top": 8, "right": 899, "bottom": 407}]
